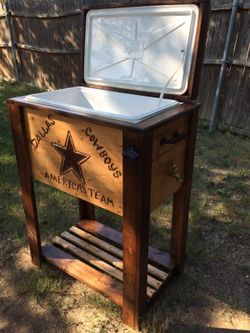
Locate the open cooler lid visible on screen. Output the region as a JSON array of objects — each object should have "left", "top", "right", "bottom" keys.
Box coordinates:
[{"left": 83, "top": 5, "right": 199, "bottom": 96}]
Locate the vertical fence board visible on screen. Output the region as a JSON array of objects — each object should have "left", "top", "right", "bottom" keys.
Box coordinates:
[{"left": 0, "top": 2, "right": 15, "bottom": 79}]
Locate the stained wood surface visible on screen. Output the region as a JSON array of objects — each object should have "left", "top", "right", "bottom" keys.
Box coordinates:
[
  {"left": 42, "top": 244, "right": 123, "bottom": 307},
  {"left": 53, "top": 236, "right": 158, "bottom": 296},
  {"left": 8, "top": 103, "right": 42, "bottom": 267},
  {"left": 78, "top": 199, "right": 95, "bottom": 220},
  {"left": 151, "top": 114, "right": 188, "bottom": 210},
  {"left": 152, "top": 114, "right": 188, "bottom": 160},
  {"left": 170, "top": 110, "right": 199, "bottom": 272},
  {"left": 77, "top": 219, "right": 176, "bottom": 271},
  {"left": 24, "top": 107, "right": 123, "bottom": 215},
  {"left": 151, "top": 142, "right": 186, "bottom": 211},
  {"left": 69, "top": 226, "right": 168, "bottom": 280},
  {"left": 121, "top": 130, "right": 152, "bottom": 329},
  {"left": 43, "top": 222, "right": 171, "bottom": 304}
]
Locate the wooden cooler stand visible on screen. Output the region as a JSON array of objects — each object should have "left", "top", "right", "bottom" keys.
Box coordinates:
[{"left": 8, "top": 1, "right": 209, "bottom": 330}]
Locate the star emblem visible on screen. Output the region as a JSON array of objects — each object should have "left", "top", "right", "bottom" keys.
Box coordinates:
[{"left": 51, "top": 131, "right": 90, "bottom": 183}]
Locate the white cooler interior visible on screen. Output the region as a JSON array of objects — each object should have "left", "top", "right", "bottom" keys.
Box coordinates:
[{"left": 25, "top": 86, "right": 180, "bottom": 123}]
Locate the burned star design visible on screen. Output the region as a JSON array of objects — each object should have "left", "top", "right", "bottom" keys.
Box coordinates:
[{"left": 51, "top": 131, "right": 90, "bottom": 183}]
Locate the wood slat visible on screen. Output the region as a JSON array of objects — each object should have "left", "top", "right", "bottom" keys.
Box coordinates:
[
  {"left": 62, "top": 231, "right": 123, "bottom": 268},
  {"left": 70, "top": 226, "right": 123, "bottom": 258},
  {"left": 77, "top": 219, "right": 176, "bottom": 271},
  {"left": 53, "top": 236, "right": 156, "bottom": 298},
  {"left": 9, "top": 9, "right": 81, "bottom": 18},
  {"left": 15, "top": 42, "right": 80, "bottom": 54},
  {"left": 69, "top": 226, "right": 168, "bottom": 281},
  {"left": 42, "top": 244, "right": 123, "bottom": 307}
]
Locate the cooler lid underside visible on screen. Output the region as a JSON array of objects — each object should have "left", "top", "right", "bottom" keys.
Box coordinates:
[{"left": 84, "top": 5, "right": 199, "bottom": 95}]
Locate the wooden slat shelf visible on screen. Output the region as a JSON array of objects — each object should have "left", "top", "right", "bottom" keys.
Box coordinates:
[
  {"left": 77, "top": 219, "right": 176, "bottom": 272},
  {"left": 42, "top": 244, "right": 123, "bottom": 307},
  {"left": 42, "top": 221, "right": 175, "bottom": 305}
]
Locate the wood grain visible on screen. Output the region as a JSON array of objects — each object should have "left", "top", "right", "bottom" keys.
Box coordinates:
[
  {"left": 68, "top": 226, "right": 168, "bottom": 281},
  {"left": 54, "top": 235, "right": 158, "bottom": 296},
  {"left": 122, "top": 130, "right": 152, "bottom": 329},
  {"left": 152, "top": 114, "right": 188, "bottom": 160},
  {"left": 42, "top": 244, "right": 123, "bottom": 307},
  {"left": 24, "top": 107, "right": 123, "bottom": 215},
  {"left": 151, "top": 142, "right": 187, "bottom": 211},
  {"left": 77, "top": 219, "right": 176, "bottom": 271},
  {"left": 8, "top": 103, "right": 42, "bottom": 267},
  {"left": 170, "top": 110, "right": 199, "bottom": 272}
]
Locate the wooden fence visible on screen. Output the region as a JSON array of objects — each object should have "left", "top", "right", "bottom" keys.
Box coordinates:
[{"left": 0, "top": 0, "right": 250, "bottom": 135}]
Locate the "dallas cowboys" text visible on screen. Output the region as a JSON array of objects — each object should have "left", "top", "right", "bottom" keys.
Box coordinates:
[
  {"left": 31, "top": 114, "right": 55, "bottom": 150},
  {"left": 83, "top": 127, "right": 122, "bottom": 179}
]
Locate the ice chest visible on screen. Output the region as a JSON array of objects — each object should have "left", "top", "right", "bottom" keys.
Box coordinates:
[{"left": 7, "top": 1, "right": 210, "bottom": 330}]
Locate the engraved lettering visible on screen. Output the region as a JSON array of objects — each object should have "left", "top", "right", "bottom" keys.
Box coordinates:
[
  {"left": 48, "top": 114, "right": 55, "bottom": 125},
  {"left": 95, "top": 191, "right": 100, "bottom": 200},
  {"left": 108, "top": 163, "right": 117, "bottom": 172},
  {"left": 43, "top": 171, "right": 114, "bottom": 208},
  {"left": 85, "top": 127, "right": 92, "bottom": 136},
  {"left": 93, "top": 139, "right": 103, "bottom": 151},
  {"left": 36, "top": 134, "right": 42, "bottom": 144},
  {"left": 104, "top": 157, "right": 111, "bottom": 164},
  {"left": 100, "top": 150, "right": 108, "bottom": 158},
  {"left": 31, "top": 114, "right": 55, "bottom": 150},
  {"left": 113, "top": 170, "right": 122, "bottom": 178},
  {"left": 107, "top": 197, "right": 114, "bottom": 207},
  {"left": 88, "top": 188, "right": 95, "bottom": 198},
  {"left": 83, "top": 127, "right": 122, "bottom": 178},
  {"left": 31, "top": 139, "right": 38, "bottom": 150}
]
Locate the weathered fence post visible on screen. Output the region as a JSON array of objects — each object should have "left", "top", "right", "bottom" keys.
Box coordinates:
[{"left": 5, "top": 0, "right": 19, "bottom": 80}]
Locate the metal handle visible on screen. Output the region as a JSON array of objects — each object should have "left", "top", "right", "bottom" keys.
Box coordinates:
[
  {"left": 160, "top": 131, "right": 186, "bottom": 145},
  {"left": 123, "top": 147, "right": 140, "bottom": 160},
  {"left": 168, "top": 163, "right": 184, "bottom": 182}
]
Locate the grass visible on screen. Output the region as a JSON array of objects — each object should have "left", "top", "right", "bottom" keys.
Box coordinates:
[{"left": 0, "top": 80, "right": 250, "bottom": 333}]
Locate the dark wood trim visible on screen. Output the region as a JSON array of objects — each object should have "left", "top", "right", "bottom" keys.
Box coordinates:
[
  {"left": 8, "top": 103, "right": 42, "bottom": 267},
  {"left": 189, "top": 1, "right": 210, "bottom": 100},
  {"left": 7, "top": 98, "right": 198, "bottom": 132},
  {"left": 78, "top": 200, "right": 95, "bottom": 220},
  {"left": 121, "top": 130, "right": 153, "bottom": 329},
  {"left": 170, "top": 109, "right": 199, "bottom": 272}
]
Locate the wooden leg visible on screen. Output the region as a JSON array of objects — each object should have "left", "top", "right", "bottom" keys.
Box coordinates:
[
  {"left": 170, "top": 110, "right": 199, "bottom": 272},
  {"left": 8, "top": 103, "right": 42, "bottom": 267},
  {"left": 122, "top": 132, "right": 153, "bottom": 330},
  {"left": 78, "top": 199, "right": 95, "bottom": 220}
]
